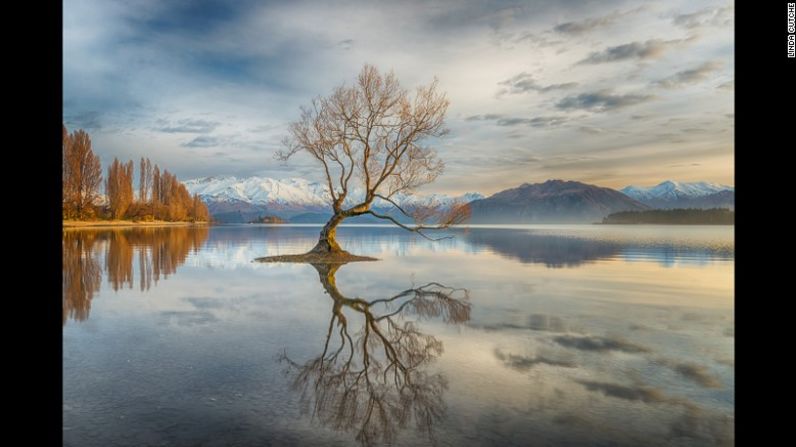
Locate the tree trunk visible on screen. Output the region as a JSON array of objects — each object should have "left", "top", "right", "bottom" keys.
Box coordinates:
[{"left": 310, "top": 213, "right": 346, "bottom": 254}]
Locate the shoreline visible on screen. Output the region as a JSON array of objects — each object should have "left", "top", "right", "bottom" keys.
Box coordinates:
[{"left": 63, "top": 220, "right": 210, "bottom": 229}]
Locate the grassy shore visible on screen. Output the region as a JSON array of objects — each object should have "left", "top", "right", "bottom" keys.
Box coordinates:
[{"left": 63, "top": 220, "right": 210, "bottom": 228}]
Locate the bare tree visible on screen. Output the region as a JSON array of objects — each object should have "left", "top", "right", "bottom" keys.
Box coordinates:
[
  {"left": 277, "top": 65, "right": 469, "bottom": 256},
  {"left": 63, "top": 127, "right": 103, "bottom": 219}
]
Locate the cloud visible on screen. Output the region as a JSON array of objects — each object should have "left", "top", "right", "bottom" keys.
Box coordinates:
[
  {"left": 511, "top": 31, "right": 562, "bottom": 48},
  {"left": 715, "top": 358, "right": 734, "bottom": 367},
  {"left": 667, "top": 405, "right": 734, "bottom": 445},
  {"left": 553, "top": 335, "right": 650, "bottom": 353},
  {"left": 496, "top": 116, "right": 569, "bottom": 127},
  {"left": 478, "top": 313, "right": 568, "bottom": 332},
  {"left": 717, "top": 80, "right": 734, "bottom": 91},
  {"left": 673, "top": 363, "right": 722, "bottom": 388},
  {"left": 158, "top": 310, "right": 219, "bottom": 326},
  {"left": 654, "top": 61, "right": 723, "bottom": 88},
  {"left": 554, "top": 17, "right": 615, "bottom": 35},
  {"left": 673, "top": 6, "right": 733, "bottom": 29},
  {"left": 527, "top": 314, "right": 567, "bottom": 332},
  {"left": 469, "top": 114, "right": 569, "bottom": 127},
  {"left": 465, "top": 113, "right": 504, "bottom": 121},
  {"left": 654, "top": 358, "right": 722, "bottom": 388},
  {"left": 494, "top": 349, "right": 576, "bottom": 371},
  {"left": 578, "top": 37, "right": 695, "bottom": 64},
  {"left": 63, "top": 0, "right": 735, "bottom": 191},
  {"left": 498, "top": 72, "right": 578, "bottom": 94},
  {"left": 64, "top": 110, "right": 103, "bottom": 131},
  {"left": 184, "top": 296, "right": 226, "bottom": 309},
  {"left": 556, "top": 90, "right": 653, "bottom": 112},
  {"left": 577, "top": 126, "right": 606, "bottom": 134},
  {"left": 249, "top": 123, "right": 283, "bottom": 133},
  {"left": 182, "top": 135, "right": 228, "bottom": 148},
  {"left": 553, "top": 6, "right": 646, "bottom": 35},
  {"left": 155, "top": 118, "right": 220, "bottom": 133},
  {"left": 576, "top": 380, "right": 669, "bottom": 403}
]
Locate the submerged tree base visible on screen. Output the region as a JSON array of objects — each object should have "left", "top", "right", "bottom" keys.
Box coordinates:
[{"left": 254, "top": 251, "right": 378, "bottom": 264}]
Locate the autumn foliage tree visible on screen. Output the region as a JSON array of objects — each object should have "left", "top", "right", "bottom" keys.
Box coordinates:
[
  {"left": 62, "top": 126, "right": 210, "bottom": 222},
  {"left": 277, "top": 65, "right": 469, "bottom": 257},
  {"left": 106, "top": 158, "right": 134, "bottom": 219},
  {"left": 192, "top": 193, "right": 210, "bottom": 222},
  {"left": 152, "top": 165, "right": 161, "bottom": 212},
  {"left": 149, "top": 168, "right": 207, "bottom": 222},
  {"left": 63, "top": 125, "right": 103, "bottom": 219}
]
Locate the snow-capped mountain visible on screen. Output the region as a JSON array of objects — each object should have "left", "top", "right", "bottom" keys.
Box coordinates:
[
  {"left": 621, "top": 181, "right": 733, "bottom": 201},
  {"left": 183, "top": 175, "right": 483, "bottom": 222},
  {"left": 183, "top": 176, "right": 330, "bottom": 208},
  {"left": 621, "top": 181, "right": 734, "bottom": 209}
]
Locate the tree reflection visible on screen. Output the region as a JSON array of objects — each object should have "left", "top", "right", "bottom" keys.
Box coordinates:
[
  {"left": 280, "top": 263, "right": 470, "bottom": 446},
  {"left": 62, "top": 227, "right": 209, "bottom": 325},
  {"left": 62, "top": 231, "right": 102, "bottom": 324},
  {"left": 105, "top": 227, "right": 209, "bottom": 291}
]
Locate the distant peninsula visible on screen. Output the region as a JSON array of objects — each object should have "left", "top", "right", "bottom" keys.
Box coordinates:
[
  {"left": 249, "top": 215, "right": 286, "bottom": 224},
  {"left": 602, "top": 208, "right": 734, "bottom": 225}
]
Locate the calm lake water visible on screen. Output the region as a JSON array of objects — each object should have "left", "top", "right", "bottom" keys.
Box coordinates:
[{"left": 63, "top": 224, "right": 734, "bottom": 447}]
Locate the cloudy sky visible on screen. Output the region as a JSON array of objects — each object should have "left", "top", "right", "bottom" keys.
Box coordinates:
[{"left": 63, "top": 0, "right": 734, "bottom": 195}]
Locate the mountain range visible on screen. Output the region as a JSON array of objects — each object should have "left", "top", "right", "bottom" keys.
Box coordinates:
[
  {"left": 183, "top": 176, "right": 482, "bottom": 223},
  {"left": 183, "top": 176, "right": 734, "bottom": 223},
  {"left": 621, "top": 181, "right": 735, "bottom": 209}
]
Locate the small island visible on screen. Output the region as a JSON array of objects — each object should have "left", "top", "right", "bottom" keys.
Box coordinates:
[
  {"left": 248, "top": 215, "right": 286, "bottom": 224},
  {"left": 602, "top": 208, "right": 734, "bottom": 225}
]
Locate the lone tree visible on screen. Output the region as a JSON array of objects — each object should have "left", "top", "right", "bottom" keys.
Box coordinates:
[{"left": 273, "top": 65, "right": 469, "bottom": 260}]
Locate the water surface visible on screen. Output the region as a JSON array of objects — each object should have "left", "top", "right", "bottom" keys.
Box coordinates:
[{"left": 63, "top": 224, "right": 734, "bottom": 446}]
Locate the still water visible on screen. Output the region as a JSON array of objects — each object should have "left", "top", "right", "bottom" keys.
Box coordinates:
[{"left": 63, "top": 224, "right": 734, "bottom": 447}]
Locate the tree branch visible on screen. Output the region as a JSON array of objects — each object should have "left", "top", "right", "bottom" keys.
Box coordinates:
[{"left": 365, "top": 210, "right": 454, "bottom": 241}]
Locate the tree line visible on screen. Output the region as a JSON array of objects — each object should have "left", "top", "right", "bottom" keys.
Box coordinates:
[
  {"left": 602, "top": 208, "right": 734, "bottom": 225},
  {"left": 63, "top": 125, "right": 210, "bottom": 222}
]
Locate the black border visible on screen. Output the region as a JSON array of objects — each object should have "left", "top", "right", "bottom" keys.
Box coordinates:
[
  {"left": 736, "top": 0, "right": 796, "bottom": 444},
  {"left": 24, "top": 0, "right": 64, "bottom": 444}
]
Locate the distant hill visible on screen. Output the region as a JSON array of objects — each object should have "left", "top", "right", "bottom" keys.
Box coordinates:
[
  {"left": 468, "top": 180, "right": 648, "bottom": 224},
  {"left": 621, "top": 181, "right": 734, "bottom": 209},
  {"left": 602, "top": 208, "right": 734, "bottom": 225}
]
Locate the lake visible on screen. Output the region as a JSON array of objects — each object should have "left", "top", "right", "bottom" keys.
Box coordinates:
[{"left": 63, "top": 224, "right": 734, "bottom": 447}]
